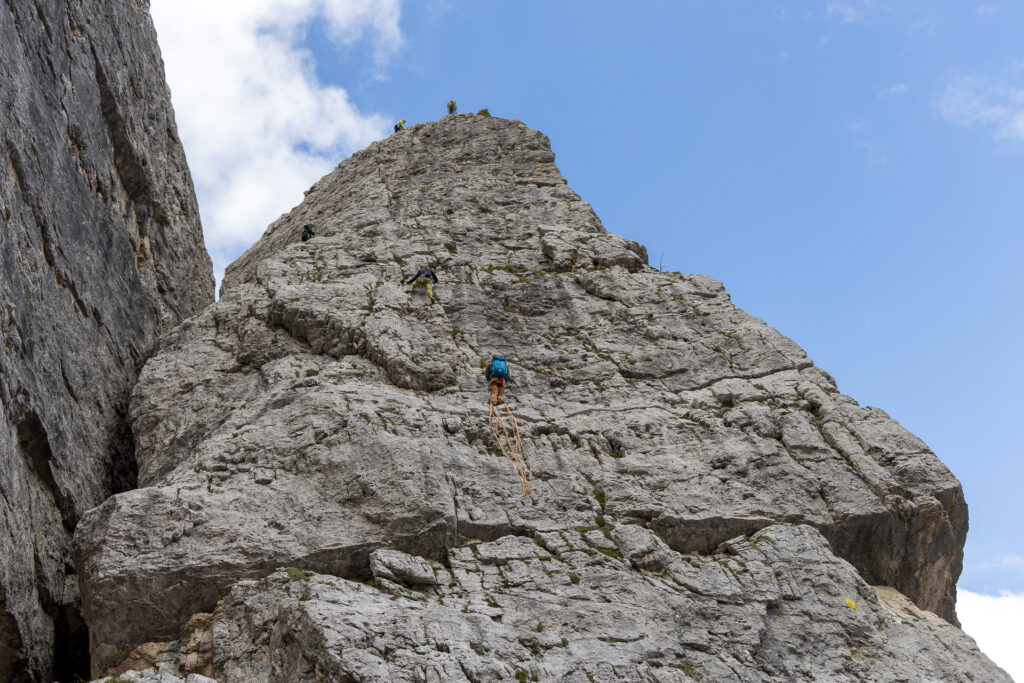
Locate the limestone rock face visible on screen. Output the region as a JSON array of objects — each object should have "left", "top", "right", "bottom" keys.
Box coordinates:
[
  {"left": 92, "top": 526, "right": 1010, "bottom": 682},
  {"left": 0, "top": 0, "right": 213, "bottom": 679},
  {"left": 75, "top": 115, "right": 999, "bottom": 679}
]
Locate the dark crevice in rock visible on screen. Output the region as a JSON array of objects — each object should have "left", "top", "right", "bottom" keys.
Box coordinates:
[
  {"left": 10, "top": 406, "right": 93, "bottom": 677},
  {"left": 638, "top": 512, "right": 775, "bottom": 557},
  {"left": 0, "top": 590, "right": 29, "bottom": 683},
  {"left": 33, "top": 561, "right": 89, "bottom": 683},
  {"left": 108, "top": 397, "right": 138, "bottom": 494},
  {"left": 51, "top": 590, "right": 90, "bottom": 683},
  {"left": 294, "top": 543, "right": 379, "bottom": 584},
  {"left": 15, "top": 408, "right": 77, "bottom": 532},
  {"left": 93, "top": 55, "right": 166, "bottom": 227},
  {"left": 456, "top": 519, "right": 535, "bottom": 546}
]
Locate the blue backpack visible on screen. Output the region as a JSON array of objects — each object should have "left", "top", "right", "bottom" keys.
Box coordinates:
[{"left": 490, "top": 355, "right": 508, "bottom": 380}]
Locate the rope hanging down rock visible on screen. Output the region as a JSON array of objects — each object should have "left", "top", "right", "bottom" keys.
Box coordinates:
[
  {"left": 425, "top": 299, "right": 534, "bottom": 498},
  {"left": 489, "top": 398, "right": 534, "bottom": 500}
]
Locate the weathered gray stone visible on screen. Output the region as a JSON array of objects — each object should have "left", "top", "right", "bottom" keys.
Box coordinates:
[
  {"left": 0, "top": 0, "right": 213, "bottom": 679},
  {"left": 107, "top": 525, "right": 1010, "bottom": 682},
  {"left": 92, "top": 670, "right": 215, "bottom": 683},
  {"left": 73, "top": 114, "right": 991, "bottom": 678},
  {"left": 370, "top": 548, "right": 440, "bottom": 586}
]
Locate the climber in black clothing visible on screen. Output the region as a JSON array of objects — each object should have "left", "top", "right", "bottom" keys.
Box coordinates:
[
  {"left": 300, "top": 223, "right": 315, "bottom": 241},
  {"left": 406, "top": 265, "right": 438, "bottom": 298}
]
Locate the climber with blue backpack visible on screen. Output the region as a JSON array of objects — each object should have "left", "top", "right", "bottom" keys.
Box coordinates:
[{"left": 485, "top": 353, "right": 510, "bottom": 406}]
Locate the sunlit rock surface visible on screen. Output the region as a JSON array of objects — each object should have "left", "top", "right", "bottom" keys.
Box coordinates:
[{"left": 75, "top": 115, "right": 1001, "bottom": 681}]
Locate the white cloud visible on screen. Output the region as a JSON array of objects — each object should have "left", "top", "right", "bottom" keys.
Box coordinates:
[
  {"left": 810, "top": 0, "right": 880, "bottom": 25},
  {"left": 857, "top": 140, "right": 887, "bottom": 166},
  {"left": 842, "top": 120, "right": 887, "bottom": 166},
  {"left": 908, "top": 9, "right": 938, "bottom": 38},
  {"left": 958, "top": 589, "right": 1024, "bottom": 681},
  {"left": 974, "top": 553, "right": 1024, "bottom": 571},
  {"left": 939, "top": 71, "right": 1024, "bottom": 147},
  {"left": 878, "top": 82, "right": 910, "bottom": 97},
  {"left": 826, "top": 0, "right": 864, "bottom": 23},
  {"left": 150, "top": 0, "right": 403, "bottom": 287}
]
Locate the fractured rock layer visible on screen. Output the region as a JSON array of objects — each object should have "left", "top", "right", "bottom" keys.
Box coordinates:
[
  {"left": 0, "top": 0, "right": 213, "bottom": 679},
  {"left": 103, "top": 525, "right": 1009, "bottom": 682},
  {"left": 74, "top": 115, "right": 992, "bottom": 679}
]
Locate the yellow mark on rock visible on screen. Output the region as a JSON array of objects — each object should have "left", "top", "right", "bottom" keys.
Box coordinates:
[{"left": 845, "top": 598, "right": 857, "bottom": 610}]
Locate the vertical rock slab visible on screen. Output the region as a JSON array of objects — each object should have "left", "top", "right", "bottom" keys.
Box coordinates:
[{"left": 0, "top": 0, "right": 213, "bottom": 679}]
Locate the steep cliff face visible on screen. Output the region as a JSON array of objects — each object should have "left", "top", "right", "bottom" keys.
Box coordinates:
[
  {"left": 0, "top": 0, "right": 213, "bottom": 679},
  {"left": 75, "top": 115, "right": 1004, "bottom": 681}
]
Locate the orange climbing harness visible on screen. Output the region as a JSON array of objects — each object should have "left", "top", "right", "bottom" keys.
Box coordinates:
[{"left": 426, "top": 302, "right": 534, "bottom": 498}]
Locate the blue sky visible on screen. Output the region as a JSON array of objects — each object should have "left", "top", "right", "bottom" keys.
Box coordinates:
[{"left": 150, "top": 0, "right": 1022, "bottom": 675}]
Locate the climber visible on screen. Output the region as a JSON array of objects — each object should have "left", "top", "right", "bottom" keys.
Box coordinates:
[
  {"left": 394, "top": 119, "right": 406, "bottom": 133},
  {"left": 447, "top": 100, "right": 457, "bottom": 115},
  {"left": 406, "top": 265, "right": 438, "bottom": 299},
  {"left": 485, "top": 353, "right": 510, "bottom": 406},
  {"left": 300, "top": 223, "right": 315, "bottom": 242}
]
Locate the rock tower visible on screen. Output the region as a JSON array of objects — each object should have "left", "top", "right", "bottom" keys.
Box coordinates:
[{"left": 73, "top": 115, "right": 1008, "bottom": 681}]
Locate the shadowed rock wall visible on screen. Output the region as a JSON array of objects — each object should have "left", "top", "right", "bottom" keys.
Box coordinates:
[{"left": 0, "top": 0, "right": 213, "bottom": 679}]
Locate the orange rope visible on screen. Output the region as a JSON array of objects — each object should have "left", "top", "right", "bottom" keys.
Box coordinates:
[{"left": 489, "top": 398, "right": 533, "bottom": 500}]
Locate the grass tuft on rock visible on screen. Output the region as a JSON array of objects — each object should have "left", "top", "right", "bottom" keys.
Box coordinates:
[{"left": 285, "top": 567, "right": 314, "bottom": 582}]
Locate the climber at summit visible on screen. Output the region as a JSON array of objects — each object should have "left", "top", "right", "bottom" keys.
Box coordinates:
[
  {"left": 485, "top": 353, "right": 510, "bottom": 406},
  {"left": 394, "top": 119, "right": 406, "bottom": 133},
  {"left": 406, "top": 265, "right": 438, "bottom": 299}
]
